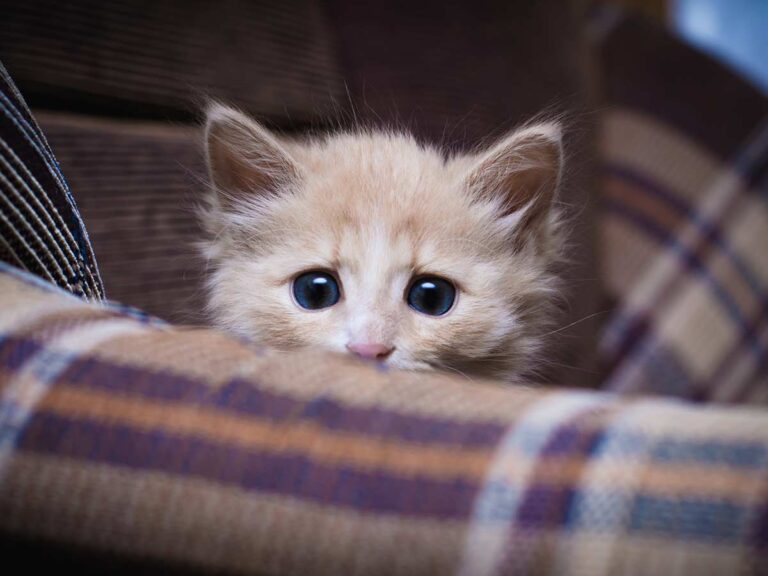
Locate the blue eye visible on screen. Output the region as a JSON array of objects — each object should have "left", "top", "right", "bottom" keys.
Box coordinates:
[
  {"left": 293, "top": 271, "right": 340, "bottom": 310},
  {"left": 407, "top": 276, "right": 456, "bottom": 316}
]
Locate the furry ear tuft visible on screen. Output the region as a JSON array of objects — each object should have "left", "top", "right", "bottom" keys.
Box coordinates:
[
  {"left": 204, "top": 103, "right": 300, "bottom": 210},
  {"left": 466, "top": 122, "right": 563, "bottom": 246}
]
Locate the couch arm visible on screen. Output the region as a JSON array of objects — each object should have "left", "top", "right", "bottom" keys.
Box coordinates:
[{"left": 0, "top": 264, "right": 766, "bottom": 575}]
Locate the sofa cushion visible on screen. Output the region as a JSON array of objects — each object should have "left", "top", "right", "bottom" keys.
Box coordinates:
[{"left": 595, "top": 15, "right": 768, "bottom": 404}]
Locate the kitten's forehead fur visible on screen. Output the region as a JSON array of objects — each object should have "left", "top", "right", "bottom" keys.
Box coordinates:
[{"left": 201, "top": 103, "right": 565, "bottom": 383}]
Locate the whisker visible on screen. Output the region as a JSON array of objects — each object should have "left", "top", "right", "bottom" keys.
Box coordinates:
[
  {"left": 533, "top": 358, "right": 603, "bottom": 376},
  {"left": 430, "top": 361, "right": 478, "bottom": 385},
  {"left": 538, "top": 308, "right": 615, "bottom": 338}
]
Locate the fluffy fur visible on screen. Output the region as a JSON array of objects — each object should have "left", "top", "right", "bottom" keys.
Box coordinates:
[{"left": 200, "top": 103, "right": 566, "bottom": 383}]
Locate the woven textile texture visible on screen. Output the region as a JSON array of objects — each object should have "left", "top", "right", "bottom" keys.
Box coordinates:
[
  {"left": 0, "top": 0, "right": 344, "bottom": 122},
  {"left": 597, "top": 17, "right": 768, "bottom": 404},
  {"left": 0, "top": 64, "right": 103, "bottom": 300},
  {"left": 0, "top": 263, "right": 767, "bottom": 575}
]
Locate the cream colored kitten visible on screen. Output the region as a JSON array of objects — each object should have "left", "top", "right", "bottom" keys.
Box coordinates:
[{"left": 200, "top": 103, "right": 565, "bottom": 383}]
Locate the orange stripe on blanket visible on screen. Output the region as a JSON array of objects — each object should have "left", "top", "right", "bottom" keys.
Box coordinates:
[
  {"left": 527, "top": 459, "right": 765, "bottom": 502},
  {"left": 36, "top": 385, "right": 497, "bottom": 480},
  {"left": 603, "top": 175, "right": 684, "bottom": 233}
]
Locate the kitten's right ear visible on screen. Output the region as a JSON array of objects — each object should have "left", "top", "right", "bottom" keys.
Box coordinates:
[
  {"left": 465, "top": 122, "right": 563, "bottom": 249},
  {"left": 204, "top": 103, "right": 300, "bottom": 209}
]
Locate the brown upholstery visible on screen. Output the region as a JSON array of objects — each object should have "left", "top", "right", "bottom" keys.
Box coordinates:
[
  {"left": 36, "top": 113, "right": 207, "bottom": 324},
  {"left": 0, "top": 0, "right": 345, "bottom": 123}
]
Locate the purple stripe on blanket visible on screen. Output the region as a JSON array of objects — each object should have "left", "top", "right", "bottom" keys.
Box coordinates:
[
  {"left": 514, "top": 411, "right": 607, "bottom": 529},
  {"left": 754, "top": 500, "right": 768, "bottom": 551},
  {"left": 601, "top": 309, "right": 651, "bottom": 372},
  {"left": 51, "top": 351, "right": 506, "bottom": 447},
  {"left": 539, "top": 420, "right": 606, "bottom": 457},
  {"left": 707, "top": 296, "right": 768, "bottom": 401},
  {"left": 0, "top": 336, "right": 43, "bottom": 372},
  {"left": 629, "top": 494, "right": 752, "bottom": 543},
  {"left": 651, "top": 438, "right": 767, "bottom": 468},
  {"left": 516, "top": 484, "right": 577, "bottom": 528},
  {"left": 18, "top": 411, "right": 480, "bottom": 519}
]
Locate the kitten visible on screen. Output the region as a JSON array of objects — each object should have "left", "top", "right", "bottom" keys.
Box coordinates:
[{"left": 200, "top": 103, "right": 565, "bottom": 383}]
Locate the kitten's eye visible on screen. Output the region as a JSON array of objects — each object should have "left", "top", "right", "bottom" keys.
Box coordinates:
[
  {"left": 407, "top": 276, "right": 456, "bottom": 316},
  {"left": 292, "top": 271, "right": 341, "bottom": 310}
]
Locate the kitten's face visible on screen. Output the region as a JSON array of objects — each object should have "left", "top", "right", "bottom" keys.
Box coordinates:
[{"left": 202, "top": 105, "right": 564, "bottom": 383}]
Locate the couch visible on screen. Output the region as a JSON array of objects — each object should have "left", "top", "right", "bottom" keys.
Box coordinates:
[{"left": 0, "top": 4, "right": 766, "bottom": 575}]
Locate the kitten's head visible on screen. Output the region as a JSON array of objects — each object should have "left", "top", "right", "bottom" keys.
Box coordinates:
[{"left": 200, "top": 104, "right": 565, "bottom": 383}]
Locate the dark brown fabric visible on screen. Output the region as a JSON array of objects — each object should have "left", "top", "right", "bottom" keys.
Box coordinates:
[
  {"left": 37, "top": 113, "right": 205, "bottom": 324},
  {"left": 327, "top": 0, "right": 587, "bottom": 145},
  {"left": 0, "top": 0, "right": 344, "bottom": 123}
]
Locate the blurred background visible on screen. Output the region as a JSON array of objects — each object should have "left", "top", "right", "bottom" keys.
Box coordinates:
[{"left": 0, "top": 0, "right": 765, "bottom": 391}]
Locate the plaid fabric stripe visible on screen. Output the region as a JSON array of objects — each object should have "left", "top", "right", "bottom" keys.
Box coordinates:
[
  {"left": 0, "top": 62, "right": 103, "bottom": 300},
  {"left": 1, "top": 265, "right": 766, "bottom": 575}
]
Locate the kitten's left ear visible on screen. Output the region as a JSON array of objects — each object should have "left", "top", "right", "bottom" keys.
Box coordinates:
[
  {"left": 204, "top": 103, "right": 300, "bottom": 211},
  {"left": 466, "top": 122, "right": 563, "bottom": 247}
]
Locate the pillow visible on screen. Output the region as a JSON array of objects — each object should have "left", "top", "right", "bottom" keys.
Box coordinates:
[
  {"left": 0, "top": 63, "right": 103, "bottom": 300},
  {"left": 595, "top": 14, "right": 768, "bottom": 404}
]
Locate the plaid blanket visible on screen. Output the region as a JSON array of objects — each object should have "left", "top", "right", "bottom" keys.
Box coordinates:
[{"left": 0, "top": 263, "right": 767, "bottom": 575}]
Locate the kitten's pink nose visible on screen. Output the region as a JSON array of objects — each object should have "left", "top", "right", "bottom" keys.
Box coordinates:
[{"left": 346, "top": 342, "right": 394, "bottom": 361}]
